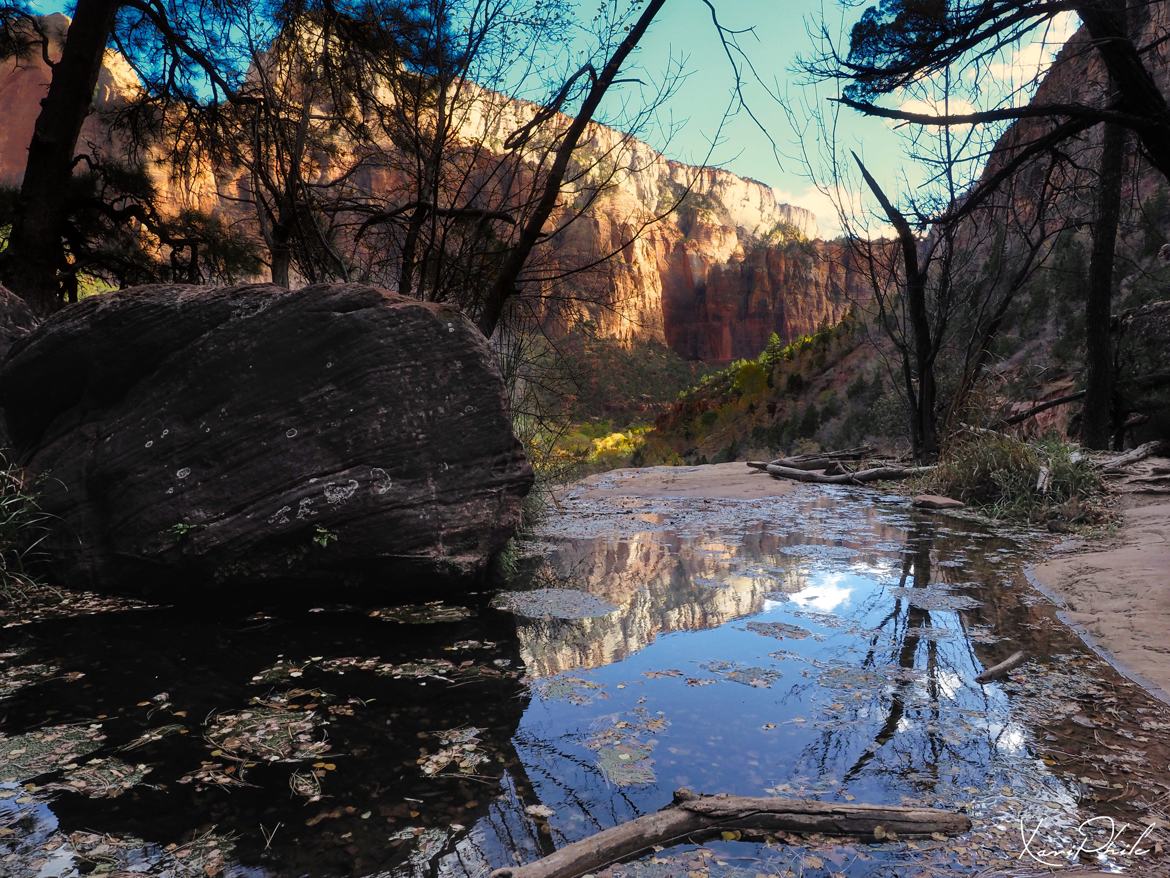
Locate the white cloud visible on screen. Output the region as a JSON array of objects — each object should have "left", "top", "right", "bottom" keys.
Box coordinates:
[
  {"left": 985, "top": 12, "right": 1079, "bottom": 87},
  {"left": 775, "top": 183, "right": 893, "bottom": 240},
  {"left": 896, "top": 95, "right": 978, "bottom": 121},
  {"left": 774, "top": 184, "right": 853, "bottom": 239}
]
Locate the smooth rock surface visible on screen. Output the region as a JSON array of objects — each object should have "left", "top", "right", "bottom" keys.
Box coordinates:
[{"left": 0, "top": 282, "right": 533, "bottom": 593}]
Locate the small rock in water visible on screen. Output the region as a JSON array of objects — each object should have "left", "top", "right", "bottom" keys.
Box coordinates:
[
  {"left": 913, "top": 494, "right": 965, "bottom": 510},
  {"left": 491, "top": 588, "right": 617, "bottom": 620}
]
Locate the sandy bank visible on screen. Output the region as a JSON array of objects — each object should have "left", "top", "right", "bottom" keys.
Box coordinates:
[
  {"left": 1031, "top": 490, "right": 1170, "bottom": 705},
  {"left": 570, "top": 462, "right": 795, "bottom": 502}
]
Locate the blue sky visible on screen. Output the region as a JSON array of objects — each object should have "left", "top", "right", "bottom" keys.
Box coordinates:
[{"left": 616, "top": 1, "right": 1079, "bottom": 234}]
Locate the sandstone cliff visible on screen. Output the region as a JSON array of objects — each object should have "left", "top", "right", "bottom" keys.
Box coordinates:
[
  {"left": 0, "top": 14, "right": 218, "bottom": 213},
  {"left": 0, "top": 17, "right": 855, "bottom": 362}
]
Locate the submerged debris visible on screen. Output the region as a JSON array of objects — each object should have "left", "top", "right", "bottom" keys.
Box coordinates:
[
  {"left": 206, "top": 706, "right": 329, "bottom": 763},
  {"left": 537, "top": 675, "right": 607, "bottom": 705},
  {"left": 0, "top": 724, "right": 106, "bottom": 783},
  {"left": 701, "top": 661, "right": 783, "bottom": 688},
  {"left": 178, "top": 760, "right": 253, "bottom": 790},
  {"left": 745, "top": 620, "right": 812, "bottom": 640},
  {"left": 367, "top": 602, "right": 472, "bottom": 624},
  {"left": 46, "top": 758, "right": 151, "bottom": 799},
  {"left": 642, "top": 669, "right": 684, "bottom": 680},
  {"left": 585, "top": 708, "right": 669, "bottom": 787},
  {"left": 60, "top": 828, "right": 237, "bottom": 878},
  {"left": 889, "top": 587, "right": 982, "bottom": 611},
  {"left": 417, "top": 727, "right": 489, "bottom": 777},
  {"left": 0, "top": 660, "right": 63, "bottom": 699},
  {"left": 119, "top": 724, "right": 188, "bottom": 751},
  {"left": 250, "top": 657, "right": 316, "bottom": 683}
]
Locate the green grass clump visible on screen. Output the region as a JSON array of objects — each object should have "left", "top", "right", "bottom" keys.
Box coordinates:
[
  {"left": 921, "top": 433, "right": 1106, "bottom": 526},
  {"left": 1, "top": 452, "right": 50, "bottom": 602}
]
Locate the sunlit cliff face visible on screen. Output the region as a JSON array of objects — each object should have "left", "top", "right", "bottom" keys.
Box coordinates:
[
  {"left": 0, "top": 15, "right": 219, "bottom": 212},
  {"left": 0, "top": 17, "right": 853, "bottom": 360}
]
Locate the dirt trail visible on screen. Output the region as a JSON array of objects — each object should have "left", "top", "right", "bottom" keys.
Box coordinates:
[{"left": 1031, "top": 458, "right": 1170, "bottom": 704}]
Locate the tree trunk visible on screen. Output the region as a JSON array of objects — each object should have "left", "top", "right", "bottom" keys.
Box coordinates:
[
  {"left": 1080, "top": 116, "right": 1126, "bottom": 449},
  {"left": 475, "top": 0, "right": 666, "bottom": 337},
  {"left": 916, "top": 339, "right": 940, "bottom": 461},
  {"left": 270, "top": 242, "right": 292, "bottom": 288},
  {"left": 765, "top": 463, "right": 934, "bottom": 484},
  {"left": 853, "top": 154, "right": 938, "bottom": 463},
  {"left": 0, "top": 0, "right": 120, "bottom": 315},
  {"left": 1077, "top": 1, "right": 1170, "bottom": 182}
]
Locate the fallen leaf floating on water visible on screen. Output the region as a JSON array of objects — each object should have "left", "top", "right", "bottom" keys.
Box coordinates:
[
  {"left": 417, "top": 727, "right": 489, "bottom": 777},
  {"left": 367, "top": 602, "right": 472, "bottom": 624},
  {"left": 206, "top": 707, "right": 329, "bottom": 763},
  {"left": 45, "top": 757, "right": 151, "bottom": 799}
]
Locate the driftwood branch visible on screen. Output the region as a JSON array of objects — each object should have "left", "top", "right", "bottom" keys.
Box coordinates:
[
  {"left": 975, "top": 650, "right": 1027, "bottom": 683},
  {"left": 747, "top": 446, "right": 876, "bottom": 473},
  {"left": 490, "top": 790, "right": 970, "bottom": 878},
  {"left": 766, "top": 463, "right": 934, "bottom": 485},
  {"left": 1099, "top": 440, "right": 1167, "bottom": 473}
]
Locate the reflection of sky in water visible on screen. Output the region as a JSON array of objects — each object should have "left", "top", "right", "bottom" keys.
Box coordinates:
[
  {"left": 513, "top": 558, "right": 1030, "bottom": 827},
  {"left": 493, "top": 489, "right": 1120, "bottom": 875},
  {"left": 789, "top": 573, "right": 853, "bottom": 612}
]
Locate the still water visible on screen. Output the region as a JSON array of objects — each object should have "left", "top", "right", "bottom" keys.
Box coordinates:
[{"left": 2, "top": 473, "right": 1169, "bottom": 876}]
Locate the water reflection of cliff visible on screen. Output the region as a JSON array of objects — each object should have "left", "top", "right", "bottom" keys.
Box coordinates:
[{"left": 516, "top": 503, "right": 904, "bottom": 677}]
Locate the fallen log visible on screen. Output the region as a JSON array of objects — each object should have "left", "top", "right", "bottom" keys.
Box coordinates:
[
  {"left": 766, "top": 463, "right": 934, "bottom": 484},
  {"left": 975, "top": 650, "right": 1026, "bottom": 683},
  {"left": 786, "top": 445, "right": 875, "bottom": 462},
  {"left": 747, "top": 447, "right": 877, "bottom": 473},
  {"left": 750, "top": 458, "right": 862, "bottom": 473},
  {"left": 1099, "top": 440, "right": 1168, "bottom": 473},
  {"left": 489, "top": 789, "right": 970, "bottom": 878}
]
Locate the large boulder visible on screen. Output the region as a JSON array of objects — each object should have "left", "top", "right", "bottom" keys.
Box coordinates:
[
  {"left": 0, "top": 283, "right": 38, "bottom": 360},
  {"left": 1115, "top": 300, "right": 1170, "bottom": 441},
  {"left": 0, "top": 282, "right": 533, "bottom": 594},
  {"left": 0, "top": 284, "right": 38, "bottom": 450}
]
